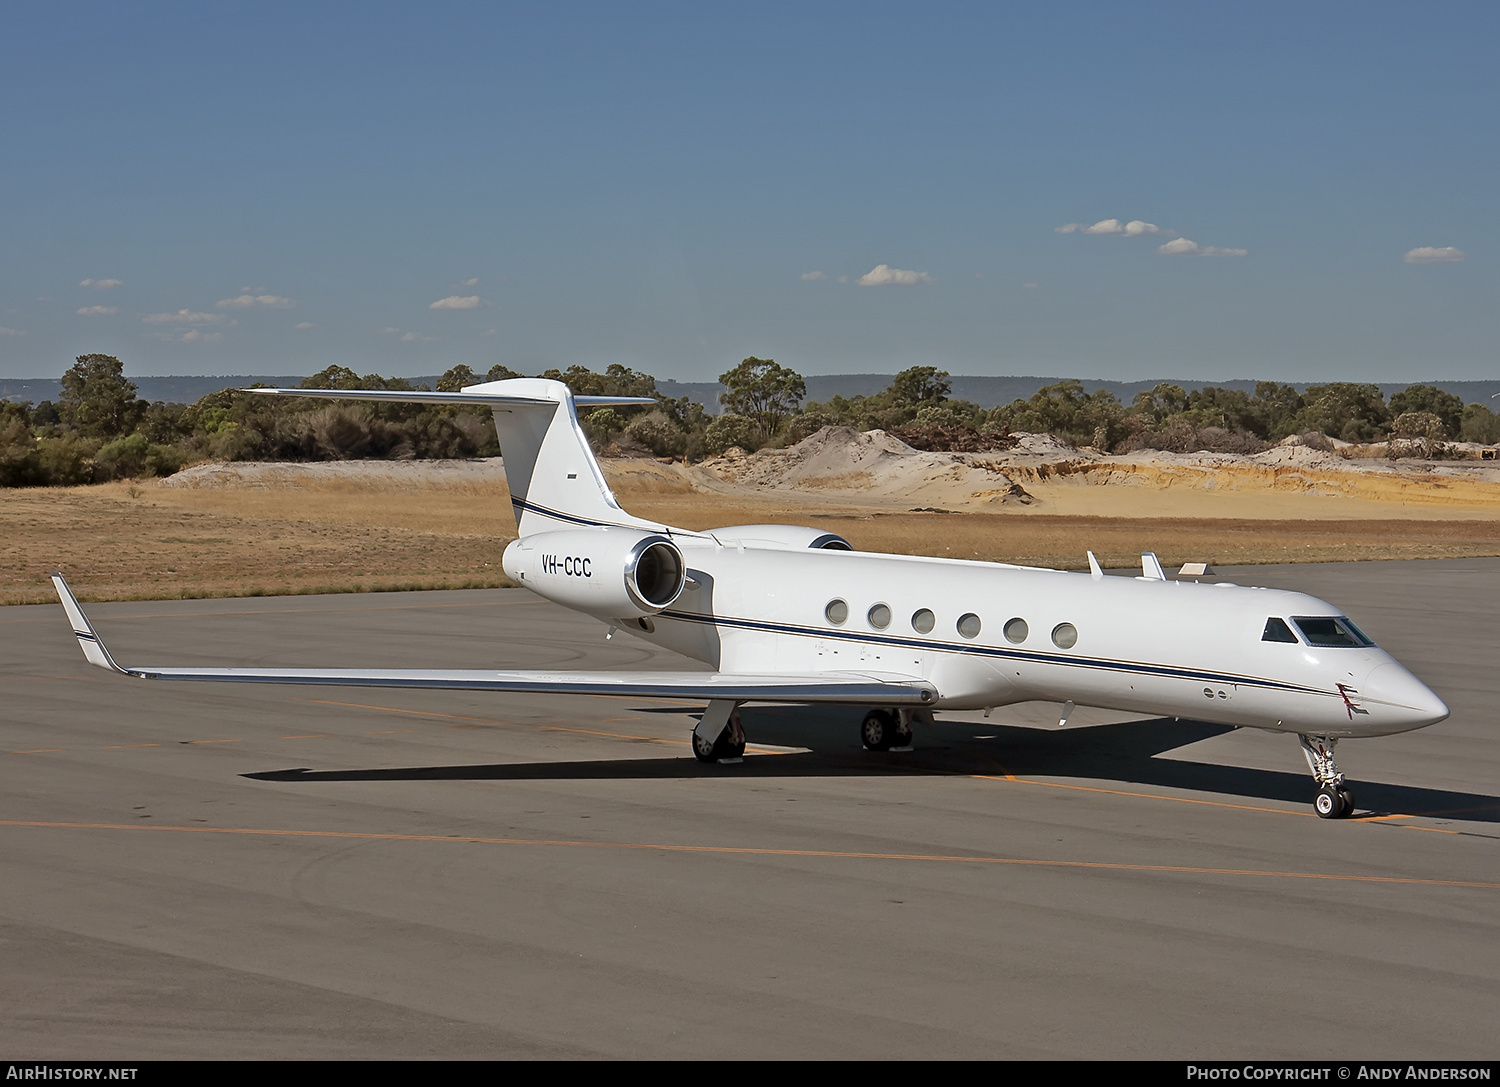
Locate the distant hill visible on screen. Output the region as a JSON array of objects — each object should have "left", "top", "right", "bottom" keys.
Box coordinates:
[{"left": 5, "top": 373, "right": 1498, "bottom": 412}]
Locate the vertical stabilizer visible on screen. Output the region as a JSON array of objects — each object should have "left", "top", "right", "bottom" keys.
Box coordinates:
[{"left": 469, "top": 378, "right": 666, "bottom": 536}]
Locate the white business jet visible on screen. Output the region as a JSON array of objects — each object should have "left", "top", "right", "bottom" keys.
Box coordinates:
[{"left": 52, "top": 378, "right": 1450, "bottom": 819}]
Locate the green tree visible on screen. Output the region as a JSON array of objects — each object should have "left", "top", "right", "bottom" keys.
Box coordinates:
[
  {"left": 58, "top": 354, "right": 145, "bottom": 438},
  {"left": 889, "top": 366, "right": 951, "bottom": 407},
  {"left": 436, "top": 364, "right": 479, "bottom": 392},
  {"left": 1389, "top": 385, "right": 1464, "bottom": 438},
  {"left": 1130, "top": 383, "right": 1189, "bottom": 425},
  {"left": 718, "top": 357, "right": 806, "bottom": 438},
  {"left": 1296, "top": 383, "right": 1390, "bottom": 442},
  {"left": 299, "top": 365, "right": 364, "bottom": 390},
  {"left": 1246, "top": 381, "right": 1303, "bottom": 439}
]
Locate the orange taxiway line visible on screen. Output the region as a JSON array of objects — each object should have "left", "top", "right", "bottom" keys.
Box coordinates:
[{"left": 0, "top": 819, "right": 1493, "bottom": 891}]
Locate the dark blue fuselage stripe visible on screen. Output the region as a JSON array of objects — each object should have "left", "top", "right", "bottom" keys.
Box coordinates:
[
  {"left": 657, "top": 609, "right": 1326, "bottom": 696},
  {"left": 510, "top": 496, "right": 664, "bottom": 533}
]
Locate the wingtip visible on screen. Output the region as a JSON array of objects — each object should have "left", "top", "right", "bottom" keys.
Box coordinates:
[{"left": 51, "top": 574, "right": 128, "bottom": 675}]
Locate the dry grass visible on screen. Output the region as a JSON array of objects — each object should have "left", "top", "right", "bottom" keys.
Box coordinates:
[{"left": 5, "top": 462, "right": 1499, "bottom": 606}]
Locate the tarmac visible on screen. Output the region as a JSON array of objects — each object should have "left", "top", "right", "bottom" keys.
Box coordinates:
[{"left": 1, "top": 558, "right": 1496, "bottom": 1059}]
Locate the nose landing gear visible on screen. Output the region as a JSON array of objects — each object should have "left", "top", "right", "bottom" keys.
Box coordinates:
[{"left": 1300, "top": 735, "right": 1355, "bottom": 818}]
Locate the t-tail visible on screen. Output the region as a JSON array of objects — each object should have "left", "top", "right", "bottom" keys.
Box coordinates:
[{"left": 246, "top": 378, "right": 667, "bottom": 535}]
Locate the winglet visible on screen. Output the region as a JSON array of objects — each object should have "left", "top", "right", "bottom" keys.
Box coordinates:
[
  {"left": 50, "top": 573, "right": 131, "bottom": 675},
  {"left": 1087, "top": 551, "right": 1103, "bottom": 581}
]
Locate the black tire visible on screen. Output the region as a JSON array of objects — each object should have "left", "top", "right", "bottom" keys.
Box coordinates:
[
  {"left": 893, "top": 725, "right": 914, "bottom": 749},
  {"left": 692, "top": 728, "right": 744, "bottom": 763},
  {"left": 1339, "top": 788, "right": 1356, "bottom": 816},
  {"left": 861, "top": 709, "right": 895, "bottom": 751},
  {"left": 1315, "top": 786, "right": 1345, "bottom": 819}
]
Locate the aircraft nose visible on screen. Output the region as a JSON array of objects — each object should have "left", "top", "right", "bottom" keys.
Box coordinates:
[{"left": 1363, "top": 663, "right": 1450, "bottom": 728}]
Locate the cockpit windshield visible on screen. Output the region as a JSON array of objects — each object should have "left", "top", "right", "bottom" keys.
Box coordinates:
[{"left": 1291, "top": 616, "right": 1376, "bottom": 648}]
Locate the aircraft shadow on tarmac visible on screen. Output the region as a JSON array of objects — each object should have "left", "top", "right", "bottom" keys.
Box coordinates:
[{"left": 244, "top": 706, "right": 1500, "bottom": 826}]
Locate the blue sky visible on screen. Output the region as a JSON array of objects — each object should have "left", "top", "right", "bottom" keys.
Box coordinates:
[{"left": 1, "top": 1, "right": 1494, "bottom": 382}]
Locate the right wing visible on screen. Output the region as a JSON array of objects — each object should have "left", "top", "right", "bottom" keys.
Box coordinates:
[{"left": 51, "top": 575, "right": 936, "bottom": 706}]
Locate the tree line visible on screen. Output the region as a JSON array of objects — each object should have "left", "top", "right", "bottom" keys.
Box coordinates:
[{"left": 1, "top": 352, "right": 1497, "bottom": 487}]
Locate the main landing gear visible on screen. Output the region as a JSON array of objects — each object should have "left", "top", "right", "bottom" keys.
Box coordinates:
[
  {"left": 861, "top": 707, "right": 928, "bottom": 752},
  {"left": 692, "top": 699, "right": 746, "bottom": 764},
  {"left": 1299, "top": 734, "right": 1356, "bottom": 819}
]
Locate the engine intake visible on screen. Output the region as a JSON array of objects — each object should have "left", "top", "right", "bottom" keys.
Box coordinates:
[{"left": 502, "top": 529, "right": 686, "bottom": 618}]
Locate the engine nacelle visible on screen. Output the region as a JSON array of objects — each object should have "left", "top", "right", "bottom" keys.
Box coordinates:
[
  {"left": 502, "top": 529, "right": 686, "bottom": 619},
  {"left": 709, "top": 524, "right": 853, "bottom": 551}
]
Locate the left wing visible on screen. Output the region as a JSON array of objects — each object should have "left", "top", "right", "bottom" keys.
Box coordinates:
[{"left": 51, "top": 574, "right": 937, "bottom": 706}]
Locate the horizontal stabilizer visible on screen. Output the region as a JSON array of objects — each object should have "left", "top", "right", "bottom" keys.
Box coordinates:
[{"left": 244, "top": 388, "right": 656, "bottom": 408}]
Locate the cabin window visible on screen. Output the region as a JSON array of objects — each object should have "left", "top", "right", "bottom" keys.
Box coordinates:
[
  {"left": 911, "top": 608, "right": 936, "bottom": 634},
  {"left": 1261, "top": 617, "right": 1298, "bottom": 643},
  {"left": 825, "top": 599, "right": 849, "bottom": 625},
  {"left": 867, "top": 603, "right": 892, "bottom": 629},
  {"left": 1051, "top": 622, "right": 1078, "bottom": 649},
  {"left": 1292, "top": 616, "right": 1375, "bottom": 648},
  {"left": 957, "top": 613, "right": 982, "bottom": 639},
  {"left": 1004, "top": 617, "right": 1028, "bottom": 644}
]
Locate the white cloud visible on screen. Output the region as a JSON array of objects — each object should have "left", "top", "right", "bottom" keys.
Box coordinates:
[
  {"left": 216, "top": 293, "right": 295, "bottom": 309},
  {"left": 378, "top": 327, "right": 402, "bottom": 335},
  {"left": 857, "top": 264, "right": 934, "bottom": 286},
  {"left": 78, "top": 278, "right": 123, "bottom": 289},
  {"left": 0, "top": 325, "right": 24, "bottom": 336},
  {"left": 1157, "top": 237, "right": 1246, "bottom": 257},
  {"left": 800, "top": 271, "right": 827, "bottom": 281},
  {"left": 151, "top": 329, "right": 221, "bottom": 343},
  {"left": 142, "top": 309, "right": 233, "bottom": 325},
  {"left": 1058, "top": 219, "right": 1173, "bottom": 237},
  {"left": 459, "top": 277, "right": 480, "bottom": 287},
  {"left": 77, "top": 305, "right": 119, "bottom": 316},
  {"left": 294, "top": 321, "right": 316, "bottom": 330},
  {"left": 429, "top": 295, "right": 481, "bottom": 310},
  {"left": 1403, "top": 246, "right": 1465, "bottom": 264},
  {"left": 401, "top": 331, "right": 435, "bottom": 342}
]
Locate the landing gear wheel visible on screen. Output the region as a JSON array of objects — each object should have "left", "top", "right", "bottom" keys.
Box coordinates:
[
  {"left": 891, "top": 725, "right": 914, "bottom": 751},
  {"left": 692, "top": 729, "right": 745, "bottom": 763},
  {"left": 861, "top": 709, "right": 896, "bottom": 751},
  {"left": 1315, "top": 786, "right": 1347, "bottom": 819},
  {"left": 692, "top": 730, "right": 721, "bottom": 763},
  {"left": 1339, "top": 788, "right": 1356, "bottom": 816},
  {"left": 693, "top": 706, "right": 746, "bottom": 764}
]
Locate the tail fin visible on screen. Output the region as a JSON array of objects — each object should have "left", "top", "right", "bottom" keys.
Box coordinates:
[
  {"left": 245, "top": 378, "right": 666, "bottom": 535},
  {"left": 473, "top": 378, "right": 666, "bottom": 535}
]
